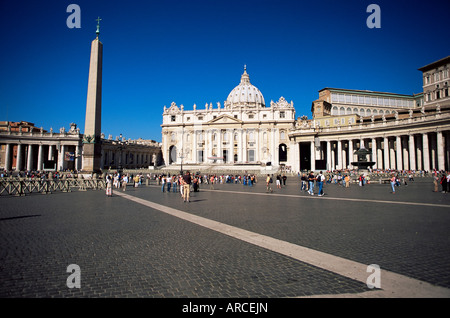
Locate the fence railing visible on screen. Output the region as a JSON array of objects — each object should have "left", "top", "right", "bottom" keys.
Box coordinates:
[{"left": 0, "top": 178, "right": 107, "bottom": 196}]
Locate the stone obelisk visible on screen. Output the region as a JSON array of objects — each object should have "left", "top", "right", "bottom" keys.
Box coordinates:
[{"left": 82, "top": 18, "right": 103, "bottom": 173}]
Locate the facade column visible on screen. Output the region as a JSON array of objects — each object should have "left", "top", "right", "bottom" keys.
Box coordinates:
[
  {"left": 37, "top": 144, "right": 44, "bottom": 171},
  {"left": 193, "top": 130, "right": 197, "bottom": 163},
  {"left": 437, "top": 130, "right": 445, "bottom": 171},
  {"left": 310, "top": 140, "right": 316, "bottom": 171},
  {"left": 242, "top": 129, "right": 247, "bottom": 162},
  {"left": 270, "top": 128, "right": 276, "bottom": 166},
  {"left": 217, "top": 129, "right": 222, "bottom": 162},
  {"left": 396, "top": 136, "right": 403, "bottom": 171},
  {"left": 383, "top": 137, "right": 390, "bottom": 170},
  {"left": 293, "top": 141, "right": 300, "bottom": 172},
  {"left": 274, "top": 128, "right": 280, "bottom": 167},
  {"left": 5, "top": 143, "right": 12, "bottom": 171},
  {"left": 409, "top": 134, "right": 416, "bottom": 171},
  {"left": 229, "top": 129, "right": 234, "bottom": 163},
  {"left": 255, "top": 128, "right": 260, "bottom": 162}
]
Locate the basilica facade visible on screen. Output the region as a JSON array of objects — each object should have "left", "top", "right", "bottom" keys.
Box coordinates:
[{"left": 161, "top": 67, "right": 296, "bottom": 171}]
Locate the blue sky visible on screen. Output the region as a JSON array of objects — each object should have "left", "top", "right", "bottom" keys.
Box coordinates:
[{"left": 1, "top": 0, "right": 449, "bottom": 142}]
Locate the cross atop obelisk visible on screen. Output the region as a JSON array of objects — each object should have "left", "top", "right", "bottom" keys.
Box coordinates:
[
  {"left": 96, "top": 16, "right": 102, "bottom": 38},
  {"left": 82, "top": 19, "right": 103, "bottom": 173}
]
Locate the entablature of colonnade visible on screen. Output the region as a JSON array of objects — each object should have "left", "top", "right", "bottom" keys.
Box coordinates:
[
  {"left": 0, "top": 131, "right": 82, "bottom": 146},
  {"left": 289, "top": 110, "right": 450, "bottom": 142}
]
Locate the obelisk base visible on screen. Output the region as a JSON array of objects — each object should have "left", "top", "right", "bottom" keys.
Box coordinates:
[{"left": 81, "top": 143, "right": 102, "bottom": 173}]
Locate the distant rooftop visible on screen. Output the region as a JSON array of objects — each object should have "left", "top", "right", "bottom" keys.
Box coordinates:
[{"left": 418, "top": 56, "right": 450, "bottom": 72}]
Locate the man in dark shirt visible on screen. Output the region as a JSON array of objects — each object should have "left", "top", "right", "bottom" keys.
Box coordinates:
[
  {"left": 307, "top": 171, "right": 315, "bottom": 195},
  {"left": 183, "top": 171, "right": 192, "bottom": 202}
]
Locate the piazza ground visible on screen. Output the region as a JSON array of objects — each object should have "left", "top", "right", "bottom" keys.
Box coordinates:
[{"left": 1, "top": 176, "right": 450, "bottom": 298}]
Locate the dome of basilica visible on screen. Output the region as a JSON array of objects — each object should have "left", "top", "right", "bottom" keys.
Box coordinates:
[{"left": 225, "top": 66, "right": 265, "bottom": 108}]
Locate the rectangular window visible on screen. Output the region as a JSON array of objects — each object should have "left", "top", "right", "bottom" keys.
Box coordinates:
[
  {"left": 171, "top": 115, "right": 176, "bottom": 122},
  {"left": 248, "top": 150, "right": 255, "bottom": 162},
  {"left": 279, "top": 111, "right": 285, "bottom": 118},
  {"left": 331, "top": 93, "right": 338, "bottom": 102}
]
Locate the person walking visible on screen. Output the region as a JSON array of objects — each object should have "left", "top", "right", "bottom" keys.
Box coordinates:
[
  {"left": 390, "top": 174, "right": 396, "bottom": 194},
  {"left": 183, "top": 171, "right": 192, "bottom": 202},
  {"left": 106, "top": 174, "right": 113, "bottom": 197},
  {"left": 300, "top": 173, "right": 307, "bottom": 192},
  {"left": 122, "top": 174, "right": 128, "bottom": 191},
  {"left": 433, "top": 173, "right": 439, "bottom": 192},
  {"left": 441, "top": 173, "right": 448, "bottom": 193},
  {"left": 317, "top": 171, "right": 325, "bottom": 196},
  {"left": 266, "top": 174, "right": 273, "bottom": 193},
  {"left": 161, "top": 175, "right": 166, "bottom": 192},
  {"left": 276, "top": 175, "right": 282, "bottom": 189},
  {"left": 307, "top": 171, "right": 315, "bottom": 195}
]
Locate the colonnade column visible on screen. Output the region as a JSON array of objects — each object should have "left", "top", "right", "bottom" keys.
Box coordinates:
[
  {"left": 5, "top": 143, "right": 12, "bottom": 171},
  {"left": 396, "top": 136, "right": 403, "bottom": 170},
  {"left": 437, "top": 131, "right": 445, "bottom": 171},
  {"left": 348, "top": 139, "right": 353, "bottom": 169},
  {"left": 423, "top": 133, "right": 430, "bottom": 171},
  {"left": 337, "top": 140, "right": 342, "bottom": 170},
  {"left": 409, "top": 135, "right": 416, "bottom": 171},
  {"left": 310, "top": 140, "right": 316, "bottom": 171},
  {"left": 371, "top": 138, "right": 377, "bottom": 169},
  {"left": 37, "top": 144, "right": 44, "bottom": 171},
  {"left": 326, "top": 141, "right": 331, "bottom": 170},
  {"left": 16, "top": 144, "right": 23, "bottom": 171}
]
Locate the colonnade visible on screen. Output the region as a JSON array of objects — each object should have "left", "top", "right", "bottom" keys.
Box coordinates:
[
  {"left": 3, "top": 142, "right": 81, "bottom": 172},
  {"left": 301, "top": 130, "right": 450, "bottom": 172},
  {"left": 100, "top": 148, "right": 157, "bottom": 169}
]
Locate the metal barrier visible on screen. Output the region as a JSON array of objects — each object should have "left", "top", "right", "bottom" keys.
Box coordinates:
[{"left": 0, "top": 178, "right": 106, "bottom": 196}]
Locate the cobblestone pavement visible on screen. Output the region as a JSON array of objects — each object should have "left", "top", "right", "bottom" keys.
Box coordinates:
[{"left": 1, "top": 177, "right": 449, "bottom": 299}]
